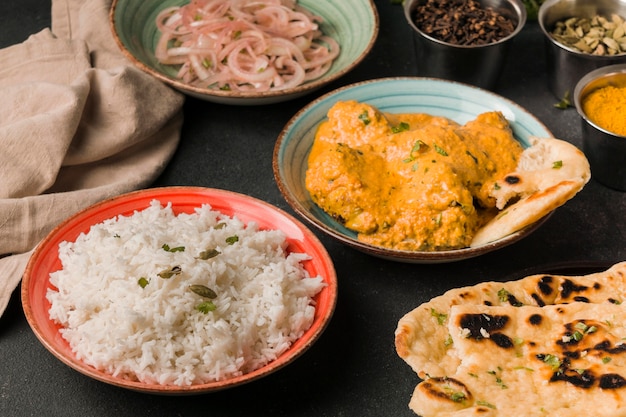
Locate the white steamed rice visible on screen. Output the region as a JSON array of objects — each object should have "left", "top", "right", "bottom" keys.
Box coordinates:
[{"left": 46, "top": 200, "right": 325, "bottom": 386}]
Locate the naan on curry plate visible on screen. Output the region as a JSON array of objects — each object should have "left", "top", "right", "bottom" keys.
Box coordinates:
[
  {"left": 471, "top": 136, "right": 591, "bottom": 247},
  {"left": 305, "top": 100, "right": 590, "bottom": 252},
  {"left": 395, "top": 262, "right": 626, "bottom": 417}
]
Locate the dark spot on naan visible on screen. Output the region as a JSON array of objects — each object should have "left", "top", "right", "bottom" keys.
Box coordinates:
[
  {"left": 459, "top": 314, "right": 509, "bottom": 338},
  {"left": 504, "top": 175, "right": 520, "bottom": 184},
  {"left": 491, "top": 333, "right": 514, "bottom": 349},
  {"left": 551, "top": 367, "right": 595, "bottom": 388},
  {"left": 564, "top": 350, "right": 580, "bottom": 359},
  {"left": 528, "top": 314, "right": 543, "bottom": 326},
  {"left": 600, "top": 374, "right": 626, "bottom": 389},
  {"left": 419, "top": 377, "right": 473, "bottom": 402},
  {"left": 560, "top": 279, "right": 589, "bottom": 300},
  {"left": 538, "top": 275, "right": 554, "bottom": 295},
  {"left": 531, "top": 293, "right": 546, "bottom": 307},
  {"left": 594, "top": 340, "right": 626, "bottom": 355}
]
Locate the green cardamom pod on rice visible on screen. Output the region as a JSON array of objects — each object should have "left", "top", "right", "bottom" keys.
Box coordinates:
[
  {"left": 189, "top": 284, "right": 217, "bottom": 299},
  {"left": 157, "top": 265, "right": 182, "bottom": 279}
]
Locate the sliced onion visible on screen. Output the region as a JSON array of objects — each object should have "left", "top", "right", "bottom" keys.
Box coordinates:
[{"left": 154, "top": 0, "right": 339, "bottom": 92}]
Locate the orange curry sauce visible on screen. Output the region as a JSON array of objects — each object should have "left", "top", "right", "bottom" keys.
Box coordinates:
[{"left": 305, "top": 100, "right": 523, "bottom": 251}]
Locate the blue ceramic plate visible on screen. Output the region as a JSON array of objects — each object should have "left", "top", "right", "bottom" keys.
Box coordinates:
[
  {"left": 109, "top": 0, "right": 378, "bottom": 105},
  {"left": 273, "top": 77, "right": 554, "bottom": 263}
]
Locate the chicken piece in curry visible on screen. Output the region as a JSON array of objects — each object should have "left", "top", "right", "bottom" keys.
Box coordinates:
[{"left": 305, "top": 100, "right": 523, "bottom": 251}]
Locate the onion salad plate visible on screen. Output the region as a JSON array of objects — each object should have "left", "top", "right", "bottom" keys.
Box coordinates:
[{"left": 109, "top": 0, "right": 379, "bottom": 105}]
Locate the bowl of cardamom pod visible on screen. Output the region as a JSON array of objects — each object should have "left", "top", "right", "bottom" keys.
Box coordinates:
[
  {"left": 574, "top": 63, "right": 626, "bottom": 191},
  {"left": 539, "top": 0, "right": 626, "bottom": 101}
]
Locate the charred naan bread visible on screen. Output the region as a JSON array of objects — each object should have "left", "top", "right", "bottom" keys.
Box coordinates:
[
  {"left": 395, "top": 262, "right": 626, "bottom": 417},
  {"left": 471, "top": 137, "right": 591, "bottom": 247},
  {"left": 411, "top": 303, "right": 626, "bottom": 417}
]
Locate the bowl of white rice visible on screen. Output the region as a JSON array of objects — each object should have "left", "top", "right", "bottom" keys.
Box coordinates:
[{"left": 22, "top": 187, "right": 337, "bottom": 394}]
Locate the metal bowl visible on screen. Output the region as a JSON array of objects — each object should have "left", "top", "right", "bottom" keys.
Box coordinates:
[
  {"left": 574, "top": 64, "right": 626, "bottom": 191},
  {"left": 403, "top": 0, "right": 527, "bottom": 90},
  {"left": 539, "top": 0, "right": 626, "bottom": 100}
]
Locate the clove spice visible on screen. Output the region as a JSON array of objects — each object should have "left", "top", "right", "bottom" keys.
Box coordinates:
[{"left": 412, "top": 0, "right": 516, "bottom": 46}]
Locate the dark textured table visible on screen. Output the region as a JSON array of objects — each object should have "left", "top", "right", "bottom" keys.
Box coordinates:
[{"left": 2, "top": 1, "right": 625, "bottom": 417}]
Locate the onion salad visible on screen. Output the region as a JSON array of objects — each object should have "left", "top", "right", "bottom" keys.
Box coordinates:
[{"left": 155, "top": 0, "right": 340, "bottom": 92}]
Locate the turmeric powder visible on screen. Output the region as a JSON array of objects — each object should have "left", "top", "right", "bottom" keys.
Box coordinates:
[{"left": 582, "top": 85, "right": 626, "bottom": 136}]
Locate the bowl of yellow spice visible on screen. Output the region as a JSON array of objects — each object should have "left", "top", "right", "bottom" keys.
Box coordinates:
[{"left": 575, "top": 63, "right": 626, "bottom": 191}]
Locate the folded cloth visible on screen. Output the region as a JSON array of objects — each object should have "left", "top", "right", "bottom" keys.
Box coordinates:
[{"left": 0, "top": 0, "right": 185, "bottom": 317}]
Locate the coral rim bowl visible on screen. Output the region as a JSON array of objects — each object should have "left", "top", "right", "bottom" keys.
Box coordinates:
[{"left": 21, "top": 186, "right": 338, "bottom": 395}]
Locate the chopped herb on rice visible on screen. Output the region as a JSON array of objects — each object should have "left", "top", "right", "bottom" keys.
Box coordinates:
[{"left": 47, "top": 200, "right": 325, "bottom": 386}]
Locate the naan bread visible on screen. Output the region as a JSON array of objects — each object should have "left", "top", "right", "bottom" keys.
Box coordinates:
[
  {"left": 411, "top": 303, "right": 626, "bottom": 417},
  {"left": 395, "top": 262, "right": 626, "bottom": 416},
  {"left": 471, "top": 137, "right": 591, "bottom": 247}
]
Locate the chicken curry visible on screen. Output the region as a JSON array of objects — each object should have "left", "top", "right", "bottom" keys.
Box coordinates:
[{"left": 305, "top": 100, "right": 524, "bottom": 251}]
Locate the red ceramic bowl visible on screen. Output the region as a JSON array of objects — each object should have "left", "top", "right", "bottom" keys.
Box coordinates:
[{"left": 22, "top": 187, "right": 337, "bottom": 395}]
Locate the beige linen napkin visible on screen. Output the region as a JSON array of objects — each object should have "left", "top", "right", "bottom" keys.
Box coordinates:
[{"left": 0, "top": 0, "right": 185, "bottom": 316}]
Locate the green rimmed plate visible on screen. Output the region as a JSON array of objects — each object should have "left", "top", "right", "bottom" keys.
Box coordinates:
[
  {"left": 109, "top": 0, "right": 379, "bottom": 105},
  {"left": 273, "top": 77, "right": 556, "bottom": 263}
]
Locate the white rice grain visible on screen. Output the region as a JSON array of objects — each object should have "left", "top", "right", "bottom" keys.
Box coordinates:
[{"left": 46, "top": 200, "right": 325, "bottom": 386}]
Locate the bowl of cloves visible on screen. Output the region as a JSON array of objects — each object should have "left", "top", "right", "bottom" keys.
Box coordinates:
[
  {"left": 404, "top": 0, "right": 527, "bottom": 90},
  {"left": 539, "top": 0, "right": 626, "bottom": 102}
]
